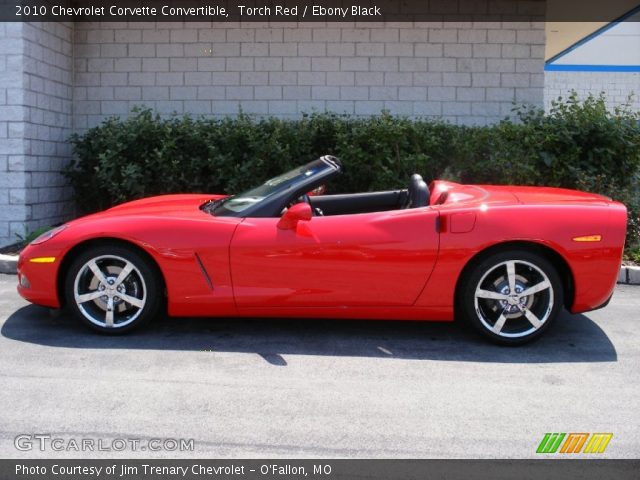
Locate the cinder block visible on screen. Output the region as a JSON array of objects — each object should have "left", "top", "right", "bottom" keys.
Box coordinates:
[
  {"left": 472, "top": 73, "right": 501, "bottom": 87},
  {"left": 184, "top": 72, "right": 211, "bottom": 85},
  {"left": 428, "top": 58, "right": 456, "bottom": 72},
  {"left": 240, "top": 71, "right": 268, "bottom": 86},
  {"left": 226, "top": 87, "right": 253, "bottom": 100},
  {"left": 340, "top": 86, "right": 369, "bottom": 101},
  {"left": 326, "top": 100, "right": 355, "bottom": 114},
  {"left": 170, "top": 87, "right": 197, "bottom": 100},
  {"left": 354, "top": 100, "right": 384, "bottom": 115},
  {"left": 142, "top": 58, "right": 169, "bottom": 72},
  {"left": 209, "top": 72, "right": 238, "bottom": 85},
  {"left": 115, "top": 29, "right": 141, "bottom": 43},
  {"left": 399, "top": 58, "right": 427, "bottom": 72},
  {"left": 415, "top": 44, "right": 443, "bottom": 58},
  {"left": 270, "top": 43, "right": 298, "bottom": 57},
  {"left": 399, "top": 87, "right": 427, "bottom": 101},
  {"left": 456, "top": 87, "right": 485, "bottom": 102},
  {"left": 312, "top": 29, "right": 341, "bottom": 43},
  {"left": 502, "top": 44, "right": 530, "bottom": 59},
  {"left": 156, "top": 43, "right": 184, "bottom": 58},
  {"left": 129, "top": 44, "right": 156, "bottom": 58},
  {"left": 114, "top": 58, "right": 142, "bottom": 72},
  {"left": 283, "top": 57, "right": 311, "bottom": 71},
  {"left": 255, "top": 86, "right": 282, "bottom": 100},
  {"left": 256, "top": 28, "right": 284, "bottom": 43},
  {"left": 282, "top": 86, "right": 311, "bottom": 100},
  {"left": 428, "top": 86, "right": 456, "bottom": 101},
  {"left": 501, "top": 73, "right": 530, "bottom": 88},
  {"left": 196, "top": 58, "right": 225, "bottom": 72},
  {"left": 298, "top": 72, "right": 326, "bottom": 85},
  {"left": 197, "top": 86, "right": 225, "bottom": 100},
  {"left": 370, "top": 57, "right": 399, "bottom": 72},
  {"left": 443, "top": 72, "right": 471, "bottom": 87},
  {"left": 156, "top": 72, "right": 185, "bottom": 86},
  {"left": 516, "top": 59, "right": 543, "bottom": 74},
  {"left": 339, "top": 57, "right": 369, "bottom": 71},
  {"left": 517, "top": 29, "right": 545, "bottom": 45},
  {"left": 326, "top": 72, "right": 355, "bottom": 86},
  {"left": 255, "top": 57, "right": 283, "bottom": 72},
  {"left": 311, "top": 86, "right": 340, "bottom": 100},
  {"left": 356, "top": 43, "right": 385, "bottom": 57},
  {"left": 487, "top": 29, "right": 516, "bottom": 44},
  {"left": 370, "top": 87, "right": 398, "bottom": 100},
  {"left": 384, "top": 72, "right": 412, "bottom": 86},
  {"left": 237, "top": 100, "right": 268, "bottom": 114},
  {"left": 268, "top": 100, "right": 298, "bottom": 115},
  {"left": 268, "top": 72, "right": 297, "bottom": 86},
  {"left": 327, "top": 43, "right": 354, "bottom": 57},
  {"left": 443, "top": 102, "right": 471, "bottom": 116},
  {"left": 413, "top": 72, "right": 443, "bottom": 87}
]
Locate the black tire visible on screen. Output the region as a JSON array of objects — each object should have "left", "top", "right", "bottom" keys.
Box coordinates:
[
  {"left": 457, "top": 249, "right": 563, "bottom": 345},
  {"left": 64, "top": 244, "right": 163, "bottom": 334}
]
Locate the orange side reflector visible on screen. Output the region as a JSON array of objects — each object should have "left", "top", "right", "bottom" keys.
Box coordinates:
[
  {"left": 572, "top": 235, "right": 602, "bottom": 242},
  {"left": 29, "top": 257, "right": 56, "bottom": 263}
]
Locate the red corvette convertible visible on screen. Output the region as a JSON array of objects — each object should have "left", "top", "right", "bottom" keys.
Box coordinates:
[{"left": 17, "top": 156, "right": 627, "bottom": 344}]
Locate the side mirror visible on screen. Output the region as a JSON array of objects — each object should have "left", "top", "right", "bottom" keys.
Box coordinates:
[{"left": 278, "top": 202, "right": 312, "bottom": 230}]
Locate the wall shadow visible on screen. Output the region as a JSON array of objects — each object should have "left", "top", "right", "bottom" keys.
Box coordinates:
[{"left": 1, "top": 305, "right": 617, "bottom": 363}]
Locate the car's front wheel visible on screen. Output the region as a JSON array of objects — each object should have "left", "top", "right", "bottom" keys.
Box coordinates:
[
  {"left": 458, "top": 249, "right": 563, "bottom": 345},
  {"left": 64, "top": 244, "right": 163, "bottom": 334}
]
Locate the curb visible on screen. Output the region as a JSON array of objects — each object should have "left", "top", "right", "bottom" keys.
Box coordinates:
[
  {"left": 0, "top": 254, "right": 18, "bottom": 275},
  {"left": 618, "top": 265, "right": 640, "bottom": 285},
  {"left": 1, "top": 252, "right": 639, "bottom": 284}
]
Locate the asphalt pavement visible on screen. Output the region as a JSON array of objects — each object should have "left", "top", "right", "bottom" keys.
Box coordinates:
[{"left": 0, "top": 273, "right": 638, "bottom": 458}]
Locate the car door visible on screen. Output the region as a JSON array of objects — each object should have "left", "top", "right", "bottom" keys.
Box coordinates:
[{"left": 229, "top": 207, "right": 440, "bottom": 307}]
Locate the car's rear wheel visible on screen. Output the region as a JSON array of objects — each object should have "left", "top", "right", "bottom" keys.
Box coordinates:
[
  {"left": 458, "top": 249, "right": 563, "bottom": 345},
  {"left": 64, "top": 244, "right": 163, "bottom": 334}
]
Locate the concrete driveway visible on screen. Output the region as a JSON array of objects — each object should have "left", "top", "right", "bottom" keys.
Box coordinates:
[{"left": 0, "top": 273, "right": 638, "bottom": 458}]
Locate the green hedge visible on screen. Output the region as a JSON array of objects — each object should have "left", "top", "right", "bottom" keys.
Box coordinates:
[{"left": 65, "top": 93, "right": 640, "bottom": 246}]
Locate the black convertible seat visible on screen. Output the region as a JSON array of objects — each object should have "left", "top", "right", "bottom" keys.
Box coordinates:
[{"left": 406, "top": 174, "right": 430, "bottom": 208}]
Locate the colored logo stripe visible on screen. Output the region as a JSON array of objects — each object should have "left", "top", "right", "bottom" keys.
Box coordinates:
[
  {"left": 537, "top": 433, "right": 613, "bottom": 454},
  {"left": 583, "top": 433, "right": 613, "bottom": 454},
  {"left": 560, "top": 433, "right": 589, "bottom": 453},
  {"left": 537, "top": 433, "right": 565, "bottom": 453}
]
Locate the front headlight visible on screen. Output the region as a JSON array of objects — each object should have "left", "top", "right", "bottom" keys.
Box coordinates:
[{"left": 29, "top": 225, "right": 68, "bottom": 245}]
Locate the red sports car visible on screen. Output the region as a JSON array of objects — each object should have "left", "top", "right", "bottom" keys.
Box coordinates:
[{"left": 17, "top": 156, "right": 627, "bottom": 344}]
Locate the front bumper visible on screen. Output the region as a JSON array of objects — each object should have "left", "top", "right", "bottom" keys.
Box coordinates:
[{"left": 17, "top": 244, "right": 62, "bottom": 308}]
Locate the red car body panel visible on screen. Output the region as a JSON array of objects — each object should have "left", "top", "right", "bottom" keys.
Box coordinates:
[{"left": 17, "top": 182, "right": 627, "bottom": 322}]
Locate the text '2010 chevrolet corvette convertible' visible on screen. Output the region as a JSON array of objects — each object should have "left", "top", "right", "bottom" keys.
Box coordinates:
[{"left": 18, "top": 156, "right": 627, "bottom": 344}]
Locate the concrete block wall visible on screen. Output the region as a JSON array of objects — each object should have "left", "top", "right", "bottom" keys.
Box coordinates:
[
  {"left": 73, "top": 21, "right": 545, "bottom": 130},
  {"left": 0, "top": 22, "right": 28, "bottom": 246},
  {"left": 545, "top": 71, "right": 640, "bottom": 111},
  {"left": 0, "top": 22, "right": 73, "bottom": 247},
  {"left": 21, "top": 22, "right": 74, "bottom": 238}
]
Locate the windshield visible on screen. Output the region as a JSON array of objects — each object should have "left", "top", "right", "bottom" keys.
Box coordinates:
[{"left": 212, "top": 158, "right": 335, "bottom": 216}]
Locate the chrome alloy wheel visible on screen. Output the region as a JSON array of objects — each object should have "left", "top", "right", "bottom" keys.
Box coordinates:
[
  {"left": 473, "top": 260, "right": 553, "bottom": 339},
  {"left": 73, "top": 255, "right": 147, "bottom": 329}
]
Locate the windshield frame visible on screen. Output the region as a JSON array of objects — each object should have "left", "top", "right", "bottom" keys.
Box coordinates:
[{"left": 210, "top": 155, "right": 342, "bottom": 218}]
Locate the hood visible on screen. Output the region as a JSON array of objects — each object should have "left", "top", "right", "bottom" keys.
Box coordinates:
[
  {"left": 105, "top": 194, "right": 226, "bottom": 215},
  {"left": 70, "top": 194, "right": 227, "bottom": 224}
]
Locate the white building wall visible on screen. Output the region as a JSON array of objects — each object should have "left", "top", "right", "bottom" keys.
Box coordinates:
[
  {"left": 0, "top": 22, "right": 73, "bottom": 247},
  {"left": 545, "top": 71, "right": 640, "bottom": 111},
  {"left": 73, "top": 21, "right": 545, "bottom": 131}
]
